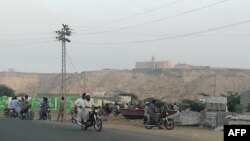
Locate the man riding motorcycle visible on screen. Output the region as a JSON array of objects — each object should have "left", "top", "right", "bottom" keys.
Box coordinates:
[
  {"left": 74, "top": 93, "right": 86, "bottom": 125},
  {"left": 39, "top": 97, "right": 49, "bottom": 120},
  {"left": 9, "top": 96, "right": 19, "bottom": 117},
  {"left": 74, "top": 93, "right": 98, "bottom": 126},
  {"left": 82, "top": 94, "right": 97, "bottom": 124},
  {"left": 148, "top": 100, "right": 163, "bottom": 129},
  {"left": 144, "top": 102, "right": 150, "bottom": 123},
  {"left": 20, "top": 95, "right": 29, "bottom": 116}
]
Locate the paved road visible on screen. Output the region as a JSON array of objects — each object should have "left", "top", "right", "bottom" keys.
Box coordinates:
[{"left": 0, "top": 118, "right": 183, "bottom": 141}]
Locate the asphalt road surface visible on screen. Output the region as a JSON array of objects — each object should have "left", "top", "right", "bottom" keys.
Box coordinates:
[{"left": 0, "top": 118, "right": 184, "bottom": 141}]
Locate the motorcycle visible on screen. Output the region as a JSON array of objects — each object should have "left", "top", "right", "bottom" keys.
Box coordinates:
[
  {"left": 3, "top": 108, "right": 9, "bottom": 117},
  {"left": 113, "top": 110, "right": 121, "bottom": 116},
  {"left": 143, "top": 110, "right": 175, "bottom": 130},
  {"left": 71, "top": 111, "right": 77, "bottom": 124},
  {"left": 79, "top": 107, "right": 103, "bottom": 132},
  {"left": 42, "top": 107, "right": 52, "bottom": 120},
  {"left": 19, "top": 105, "right": 34, "bottom": 120},
  {"left": 71, "top": 106, "right": 78, "bottom": 124},
  {"left": 4, "top": 108, "right": 18, "bottom": 118},
  {"left": 113, "top": 104, "right": 121, "bottom": 116}
]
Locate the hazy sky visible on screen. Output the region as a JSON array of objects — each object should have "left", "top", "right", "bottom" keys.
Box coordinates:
[{"left": 0, "top": 0, "right": 250, "bottom": 73}]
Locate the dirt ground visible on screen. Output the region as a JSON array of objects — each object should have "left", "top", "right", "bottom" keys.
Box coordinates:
[
  {"left": 100, "top": 116, "right": 223, "bottom": 141},
  {"left": 0, "top": 111, "right": 223, "bottom": 141},
  {"left": 43, "top": 112, "right": 224, "bottom": 141}
]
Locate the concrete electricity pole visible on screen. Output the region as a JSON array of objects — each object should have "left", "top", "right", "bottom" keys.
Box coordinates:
[
  {"left": 213, "top": 73, "right": 217, "bottom": 96},
  {"left": 56, "top": 24, "right": 72, "bottom": 96}
]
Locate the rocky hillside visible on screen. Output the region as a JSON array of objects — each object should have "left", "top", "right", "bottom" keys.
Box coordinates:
[{"left": 1, "top": 68, "right": 250, "bottom": 102}]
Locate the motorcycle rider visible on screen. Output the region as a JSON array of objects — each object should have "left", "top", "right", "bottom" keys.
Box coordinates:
[
  {"left": 9, "top": 96, "right": 19, "bottom": 115},
  {"left": 39, "top": 97, "right": 49, "bottom": 120},
  {"left": 74, "top": 93, "right": 86, "bottom": 125},
  {"left": 82, "top": 93, "right": 95, "bottom": 124},
  {"left": 113, "top": 102, "right": 120, "bottom": 115},
  {"left": 20, "top": 95, "right": 29, "bottom": 116},
  {"left": 144, "top": 102, "right": 150, "bottom": 123},
  {"left": 149, "top": 100, "right": 163, "bottom": 129}
]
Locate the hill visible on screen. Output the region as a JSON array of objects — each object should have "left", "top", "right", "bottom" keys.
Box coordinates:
[{"left": 1, "top": 68, "right": 250, "bottom": 102}]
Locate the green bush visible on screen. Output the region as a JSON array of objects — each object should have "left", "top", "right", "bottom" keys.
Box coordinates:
[{"left": 0, "top": 85, "right": 15, "bottom": 97}]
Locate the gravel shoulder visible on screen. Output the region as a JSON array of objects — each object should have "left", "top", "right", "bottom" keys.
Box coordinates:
[{"left": 0, "top": 111, "right": 223, "bottom": 141}]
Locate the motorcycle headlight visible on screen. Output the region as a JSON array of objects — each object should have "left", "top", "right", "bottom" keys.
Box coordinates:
[{"left": 95, "top": 109, "right": 99, "bottom": 113}]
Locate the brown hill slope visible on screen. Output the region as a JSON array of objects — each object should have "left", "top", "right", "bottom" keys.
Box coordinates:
[{"left": 1, "top": 69, "right": 250, "bottom": 102}]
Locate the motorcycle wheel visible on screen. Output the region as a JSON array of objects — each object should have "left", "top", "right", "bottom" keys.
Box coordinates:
[
  {"left": 4, "top": 112, "right": 8, "bottom": 118},
  {"left": 81, "top": 124, "right": 87, "bottom": 131},
  {"left": 71, "top": 115, "right": 77, "bottom": 124},
  {"left": 3, "top": 109, "right": 9, "bottom": 118},
  {"left": 47, "top": 114, "right": 51, "bottom": 121},
  {"left": 94, "top": 118, "right": 102, "bottom": 132},
  {"left": 19, "top": 115, "right": 24, "bottom": 120},
  {"left": 29, "top": 111, "right": 34, "bottom": 120},
  {"left": 144, "top": 124, "right": 153, "bottom": 129},
  {"left": 164, "top": 119, "right": 175, "bottom": 130}
]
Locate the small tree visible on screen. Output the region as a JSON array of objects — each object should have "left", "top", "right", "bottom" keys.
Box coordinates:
[
  {"left": 143, "top": 97, "right": 163, "bottom": 103},
  {"left": 16, "top": 93, "right": 27, "bottom": 97},
  {"left": 178, "top": 99, "right": 205, "bottom": 112},
  {"left": 118, "top": 93, "right": 138, "bottom": 101},
  {"left": 226, "top": 91, "right": 241, "bottom": 112},
  {"left": 197, "top": 93, "right": 210, "bottom": 97},
  {"left": 0, "top": 85, "right": 15, "bottom": 97}
]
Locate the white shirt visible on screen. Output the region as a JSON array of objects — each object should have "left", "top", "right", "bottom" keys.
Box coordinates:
[
  {"left": 83, "top": 99, "right": 94, "bottom": 112},
  {"left": 124, "top": 104, "right": 128, "bottom": 109},
  {"left": 74, "top": 98, "right": 85, "bottom": 110}
]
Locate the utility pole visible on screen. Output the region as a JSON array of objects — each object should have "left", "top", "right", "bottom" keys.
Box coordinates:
[
  {"left": 56, "top": 24, "right": 72, "bottom": 96},
  {"left": 213, "top": 73, "right": 217, "bottom": 96},
  {"left": 84, "top": 72, "right": 86, "bottom": 92}
]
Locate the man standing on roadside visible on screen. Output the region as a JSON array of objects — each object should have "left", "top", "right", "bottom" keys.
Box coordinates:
[{"left": 57, "top": 96, "right": 65, "bottom": 122}]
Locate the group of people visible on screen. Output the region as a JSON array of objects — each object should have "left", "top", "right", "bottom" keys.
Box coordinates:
[
  {"left": 144, "top": 100, "right": 163, "bottom": 129},
  {"left": 38, "top": 96, "right": 65, "bottom": 122},
  {"left": 74, "top": 93, "right": 96, "bottom": 126},
  {"left": 8, "top": 93, "right": 95, "bottom": 124},
  {"left": 143, "top": 100, "right": 180, "bottom": 129},
  {"left": 8, "top": 95, "right": 65, "bottom": 122},
  {"left": 9, "top": 95, "right": 30, "bottom": 117}
]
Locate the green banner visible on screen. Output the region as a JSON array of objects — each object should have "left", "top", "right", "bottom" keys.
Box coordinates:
[
  {"left": 0, "top": 96, "right": 8, "bottom": 111},
  {"left": 0, "top": 96, "right": 103, "bottom": 113},
  {"left": 29, "top": 97, "right": 43, "bottom": 111},
  {"left": 65, "top": 96, "right": 78, "bottom": 113}
]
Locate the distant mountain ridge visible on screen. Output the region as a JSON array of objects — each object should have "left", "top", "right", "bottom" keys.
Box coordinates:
[{"left": 1, "top": 68, "right": 250, "bottom": 102}]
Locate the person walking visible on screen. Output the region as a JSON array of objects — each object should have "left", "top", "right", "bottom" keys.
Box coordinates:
[{"left": 57, "top": 96, "right": 65, "bottom": 122}]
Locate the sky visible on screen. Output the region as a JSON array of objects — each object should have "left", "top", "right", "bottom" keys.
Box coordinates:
[{"left": 0, "top": 0, "right": 250, "bottom": 73}]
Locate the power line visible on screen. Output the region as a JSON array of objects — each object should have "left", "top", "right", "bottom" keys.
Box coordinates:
[
  {"left": 76, "top": 0, "right": 229, "bottom": 35},
  {"left": 76, "top": 0, "right": 182, "bottom": 30},
  {"left": 0, "top": 32, "right": 53, "bottom": 37},
  {"left": 0, "top": 40, "right": 55, "bottom": 47},
  {"left": 73, "top": 19, "right": 250, "bottom": 45},
  {"left": 66, "top": 51, "right": 78, "bottom": 73},
  {"left": 0, "top": 37, "right": 54, "bottom": 43}
]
